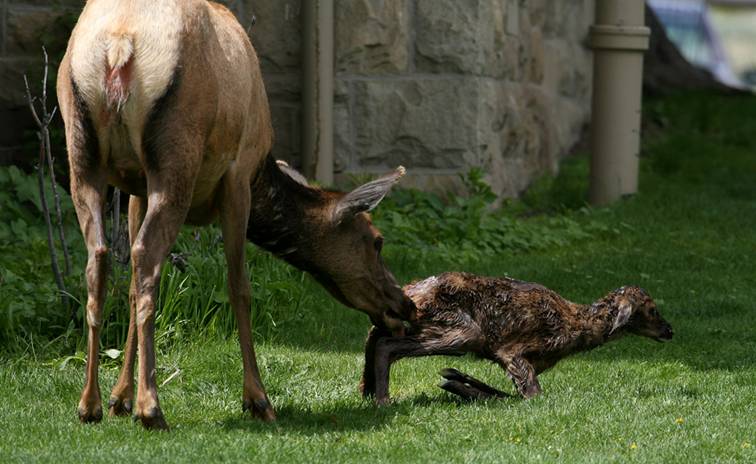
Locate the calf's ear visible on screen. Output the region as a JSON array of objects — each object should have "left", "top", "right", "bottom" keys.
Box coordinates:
[
  {"left": 610, "top": 299, "right": 633, "bottom": 334},
  {"left": 332, "top": 166, "right": 406, "bottom": 224}
]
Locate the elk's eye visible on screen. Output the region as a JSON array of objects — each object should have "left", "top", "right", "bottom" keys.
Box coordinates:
[{"left": 374, "top": 237, "right": 384, "bottom": 252}]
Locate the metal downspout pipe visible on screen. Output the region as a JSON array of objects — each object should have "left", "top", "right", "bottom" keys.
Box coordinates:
[
  {"left": 302, "top": 0, "right": 335, "bottom": 185},
  {"left": 589, "top": 1, "right": 651, "bottom": 205}
]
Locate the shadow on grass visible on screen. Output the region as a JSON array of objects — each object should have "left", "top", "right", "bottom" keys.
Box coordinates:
[{"left": 218, "top": 393, "right": 515, "bottom": 435}]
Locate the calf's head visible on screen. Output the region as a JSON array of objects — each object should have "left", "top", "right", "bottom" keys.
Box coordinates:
[
  {"left": 306, "top": 167, "right": 416, "bottom": 334},
  {"left": 610, "top": 286, "right": 673, "bottom": 341}
]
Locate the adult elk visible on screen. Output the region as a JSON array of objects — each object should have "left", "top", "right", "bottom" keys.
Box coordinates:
[{"left": 57, "top": 0, "right": 414, "bottom": 430}]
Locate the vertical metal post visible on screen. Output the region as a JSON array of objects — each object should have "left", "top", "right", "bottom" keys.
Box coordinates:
[
  {"left": 302, "top": 0, "right": 335, "bottom": 185},
  {"left": 589, "top": 1, "right": 650, "bottom": 205}
]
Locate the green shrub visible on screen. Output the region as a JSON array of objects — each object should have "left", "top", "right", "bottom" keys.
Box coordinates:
[
  {"left": 0, "top": 163, "right": 602, "bottom": 353},
  {"left": 374, "top": 167, "right": 601, "bottom": 264},
  {"left": 0, "top": 166, "right": 83, "bottom": 351}
]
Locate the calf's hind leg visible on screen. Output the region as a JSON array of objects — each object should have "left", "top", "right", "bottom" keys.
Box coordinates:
[
  {"left": 360, "top": 325, "right": 391, "bottom": 398},
  {"left": 438, "top": 368, "right": 510, "bottom": 400},
  {"left": 373, "top": 331, "right": 473, "bottom": 405}
]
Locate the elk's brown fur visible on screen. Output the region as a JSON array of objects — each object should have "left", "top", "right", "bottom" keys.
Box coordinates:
[
  {"left": 362, "top": 272, "right": 673, "bottom": 404},
  {"left": 58, "top": 0, "right": 413, "bottom": 430}
]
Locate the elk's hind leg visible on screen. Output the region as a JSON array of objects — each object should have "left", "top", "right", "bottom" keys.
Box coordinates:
[
  {"left": 64, "top": 77, "right": 109, "bottom": 424},
  {"left": 71, "top": 170, "right": 109, "bottom": 423},
  {"left": 108, "top": 195, "right": 146, "bottom": 417},
  {"left": 131, "top": 171, "right": 197, "bottom": 430},
  {"left": 220, "top": 168, "right": 275, "bottom": 422}
]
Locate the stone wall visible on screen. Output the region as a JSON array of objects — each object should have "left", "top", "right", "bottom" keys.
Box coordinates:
[
  {"left": 331, "top": 0, "right": 595, "bottom": 196},
  {"left": 0, "top": 0, "right": 595, "bottom": 198}
]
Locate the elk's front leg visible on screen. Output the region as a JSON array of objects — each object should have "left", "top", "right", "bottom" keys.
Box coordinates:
[
  {"left": 498, "top": 354, "right": 541, "bottom": 399},
  {"left": 71, "top": 171, "right": 109, "bottom": 424},
  {"left": 108, "top": 195, "right": 145, "bottom": 417},
  {"left": 220, "top": 171, "right": 275, "bottom": 422},
  {"left": 360, "top": 325, "right": 390, "bottom": 398}
]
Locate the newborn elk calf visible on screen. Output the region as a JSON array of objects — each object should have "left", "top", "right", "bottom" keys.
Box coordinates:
[{"left": 361, "top": 272, "right": 673, "bottom": 404}]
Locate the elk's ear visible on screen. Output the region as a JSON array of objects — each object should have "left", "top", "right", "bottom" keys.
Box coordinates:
[
  {"left": 610, "top": 299, "right": 633, "bottom": 334},
  {"left": 277, "top": 160, "right": 310, "bottom": 186},
  {"left": 333, "top": 166, "right": 406, "bottom": 224}
]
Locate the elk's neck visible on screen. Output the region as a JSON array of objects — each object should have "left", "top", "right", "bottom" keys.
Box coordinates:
[{"left": 246, "top": 156, "right": 330, "bottom": 273}]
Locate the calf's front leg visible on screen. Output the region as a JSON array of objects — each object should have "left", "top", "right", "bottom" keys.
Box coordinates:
[{"left": 498, "top": 354, "right": 541, "bottom": 399}]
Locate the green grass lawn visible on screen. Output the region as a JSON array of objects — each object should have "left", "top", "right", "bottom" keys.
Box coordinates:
[{"left": 1, "top": 93, "right": 755, "bottom": 462}]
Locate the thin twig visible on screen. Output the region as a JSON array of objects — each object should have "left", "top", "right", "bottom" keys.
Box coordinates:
[
  {"left": 23, "top": 75, "right": 43, "bottom": 128},
  {"left": 44, "top": 120, "right": 72, "bottom": 276},
  {"left": 36, "top": 141, "right": 66, "bottom": 305},
  {"left": 41, "top": 47, "right": 49, "bottom": 109},
  {"left": 37, "top": 48, "right": 71, "bottom": 275},
  {"left": 111, "top": 187, "right": 121, "bottom": 271},
  {"left": 24, "top": 48, "right": 71, "bottom": 310}
]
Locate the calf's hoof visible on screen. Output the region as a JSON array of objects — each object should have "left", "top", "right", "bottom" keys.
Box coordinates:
[
  {"left": 108, "top": 397, "right": 133, "bottom": 417},
  {"left": 134, "top": 407, "right": 170, "bottom": 431},
  {"left": 359, "top": 378, "right": 376, "bottom": 399},
  {"left": 439, "top": 379, "right": 480, "bottom": 401},
  {"left": 374, "top": 396, "right": 391, "bottom": 407},
  {"left": 522, "top": 385, "right": 542, "bottom": 400},
  {"left": 243, "top": 398, "right": 276, "bottom": 422},
  {"left": 78, "top": 405, "right": 103, "bottom": 424}
]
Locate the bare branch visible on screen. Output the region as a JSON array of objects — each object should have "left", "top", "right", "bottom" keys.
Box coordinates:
[
  {"left": 44, "top": 126, "right": 72, "bottom": 276},
  {"left": 25, "top": 48, "right": 72, "bottom": 310},
  {"left": 41, "top": 46, "right": 49, "bottom": 110},
  {"left": 48, "top": 106, "right": 58, "bottom": 124},
  {"left": 36, "top": 141, "right": 66, "bottom": 304},
  {"left": 23, "top": 75, "right": 43, "bottom": 128}
]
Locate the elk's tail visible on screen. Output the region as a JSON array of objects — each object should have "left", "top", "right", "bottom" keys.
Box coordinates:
[{"left": 104, "top": 33, "right": 134, "bottom": 111}]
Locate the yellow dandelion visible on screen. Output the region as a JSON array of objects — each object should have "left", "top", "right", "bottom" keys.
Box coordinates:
[
  {"left": 630, "top": 442, "right": 638, "bottom": 450},
  {"left": 675, "top": 417, "right": 684, "bottom": 425},
  {"left": 742, "top": 442, "right": 751, "bottom": 449}
]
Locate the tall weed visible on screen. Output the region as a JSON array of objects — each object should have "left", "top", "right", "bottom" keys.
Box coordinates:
[{"left": 1, "top": 164, "right": 601, "bottom": 353}]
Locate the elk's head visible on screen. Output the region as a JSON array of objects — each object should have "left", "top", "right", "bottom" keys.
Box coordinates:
[
  {"left": 280, "top": 165, "right": 416, "bottom": 335},
  {"left": 609, "top": 286, "right": 673, "bottom": 342}
]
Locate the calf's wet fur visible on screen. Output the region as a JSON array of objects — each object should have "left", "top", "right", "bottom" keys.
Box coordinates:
[{"left": 361, "top": 272, "right": 673, "bottom": 404}]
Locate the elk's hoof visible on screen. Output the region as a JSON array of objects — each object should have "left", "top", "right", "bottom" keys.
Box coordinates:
[
  {"left": 78, "top": 405, "right": 103, "bottom": 424},
  {"left": 135, "top": 407, "right": 169, "bottom": 431},
  {"left": 243, "top": 398, "right": 276, "bottom": 422},
  {"left": 108, "top": 397, "right": 133, "bottom": 417}
]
